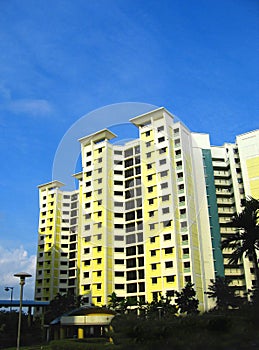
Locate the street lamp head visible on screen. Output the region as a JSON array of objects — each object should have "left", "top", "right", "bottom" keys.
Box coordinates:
[{"left": 14, "top": 272, "right": 32, "bottom": 285}]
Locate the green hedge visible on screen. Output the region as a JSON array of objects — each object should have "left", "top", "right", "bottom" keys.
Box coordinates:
[{"left": 49, "top": 339, "right": 114, "bottom": 350}]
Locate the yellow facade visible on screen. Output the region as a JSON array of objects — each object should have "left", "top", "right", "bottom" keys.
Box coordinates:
[{"left": 35, "top": 109, "right": 258, "bottom": 312}]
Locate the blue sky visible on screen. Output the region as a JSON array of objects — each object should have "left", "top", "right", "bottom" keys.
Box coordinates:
[{"left": 0, "top": 0, "right": 258, "bottom": 299}]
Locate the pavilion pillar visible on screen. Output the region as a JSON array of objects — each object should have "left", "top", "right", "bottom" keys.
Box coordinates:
[{"left": 78, "top": 327, "right": 84, "bottom": 339}]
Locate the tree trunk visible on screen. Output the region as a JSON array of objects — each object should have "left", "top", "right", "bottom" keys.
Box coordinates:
[{"left": 251, "top": 249, "right": 259, "bottom": 289}]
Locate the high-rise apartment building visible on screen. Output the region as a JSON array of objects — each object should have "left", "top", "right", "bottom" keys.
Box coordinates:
[{"left": 35, "top": 108, "right": 259, "bottom": 311}]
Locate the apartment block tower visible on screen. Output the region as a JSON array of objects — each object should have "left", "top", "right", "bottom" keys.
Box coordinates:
[{"left": 35, "top": 108, "right": 258, "bottom": 311}]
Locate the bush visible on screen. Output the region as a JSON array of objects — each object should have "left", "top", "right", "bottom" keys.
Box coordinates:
[{"left": 49, "top": 339, "right": 114, "bottom": 350}]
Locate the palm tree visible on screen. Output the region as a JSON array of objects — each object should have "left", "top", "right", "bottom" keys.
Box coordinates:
[
  {"left": 107, "top": 292, "right": 120, "bottom": 310},
  {"left": 206, "top": 276, "right": 241, "bottom": 310},
  {"left": 222, "top": 197, "right": 259, "bottom": 286}
]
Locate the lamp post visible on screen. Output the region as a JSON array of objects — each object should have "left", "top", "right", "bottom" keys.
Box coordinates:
[
  {"left": 4, "top": 286, "right": 14, "bottom": 311},
  {"left": 157, "top": 306, "right": 162, "bottom": 320},
  {"left": 14, "top": 272, "right": 32, "bottom": 350}
]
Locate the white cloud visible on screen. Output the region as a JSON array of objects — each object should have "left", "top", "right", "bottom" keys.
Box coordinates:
[
  {"left": 8, "top": 98, "right": 53, "bottom": 116},
  {"left": 0, "top": 246, "right": 36, "bottom": 300}
]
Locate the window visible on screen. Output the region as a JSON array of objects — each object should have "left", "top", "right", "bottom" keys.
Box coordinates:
[
  {"left": 148, "top": 186, "right": 153, "bottom": 193},
  {"left": 165, "top": 261, "right": 173, "bottom": 268},
  {"left": 84, "top": 272, "right": 89, "bottom": 278},
  {"left": 98, "top": 168, "right": 102, "bottom": 173},
  {"left": 86, "top": 151, "right": 91, "bottom": 156},
  {"left": 150, "top": 223, "right": 155, "bottom": 230},
  {"left": 152, "top": 277, "right": 157, "bottom": 284},
  {"left": 162, "top": 207, "right": 170, "bottom": 214},
  {"left": 115, "top": 259, "right": 124, "bottom": 264},
  {"left": 114, "top": 150, "right": 122, "bottom": 155},
  {"left": 146, "top": 141, "right": 151, "bottom": 147},
  {"left": 139, "top": 270, "right": 145, "bottom": 279},
  {"left": 125, "top": 168, "right": 134, "bottom": 178},
  {"left": 114, "top": 235, "right": 124, "bottom": 241},
  {"left": 135, "top": 145, "right": 140, "bottom": 154},
  {"left": 115, "top": 247, "right": 124, "bottom": 252},
  {"left": 127, "top": 258, "right": 136, "bottom": 268},
  {"left": 166, "top": 275, "right": 175, "bottom": 282},
  {"left": 180, "top": 222, "right": 187, "bottom": 231},
  {"left": 164, "top": 247, "right": 173, "bottom": 254},
  {"left": 163, "top": 220, "right": 171, "bottom": 227},
  {"left": 151, "top": 250, "right": 156, "bottom": 256},
  {"left": 97, "top": 283, "right": 101, "bottom": 289},
  {"left": 114, "top": 202, "right": 123, "bottom": 207},
  {"left": 183, "top": 248, "right": 189, "bottom": 255},
  {"left": 114, "top": 180, "right": 123, "bottom": 185},
  {"left": 150, "top": 236, "right": 156, "bottom": 243},
  {"left": 148, "top": 198, "right": 154, "bottom": 205},
  {"left": 98, "top": 178, "right": 102, "bottom": 184},
  {"left": 147, "top": 175, "right": 153, "bottom": 181},
  {"left": 184, "top": 261, "right": 190, "bottom": 268},
  {"left": 115, "top": 271, "right": 124, "bottom": 277},
  {"left": 115, "top": 284, "right": 124, "bottom": 290},
  {"left": 145, "top": 130, "right": 150, "bottom": 137},
  {"left": 127, "top": 271, "right": 137, "bottom": 280},
  {"left": 157, "top": 126, "right": 164, "bottom": 132},
  {"left": 86, "top": 161, "right": 91, "bottom": 166},
  {"left": 97, "top": 296, "right": 102, "bottom": 302},
  {"left": 125, "top": 158, "right": 133, "bottom": 167},
  {"left": 175, "top": 139, "right": 180, "bottom": 146},
  {"left": 124, "top": 148, "right": 133, "bottom": 158},
  {"left": 115, "top": 224, "right": 124, "bottom": 229},
  {"left": 164, "top": 233, "right": 171, "bottom": 240},
  {"left": 98, "top": 157, "right": 102, "bottom": 163},
  {"left": 149, "top": 211, "right": 154, "bottom": 217},
  {"left": 136, "top": 187, "right": 142, "bottom": 196},
  {"left": 114, "top": 191, "right": 123, "bottom": 196},
  {"left": 84, "top": 248, "right": 90, "bottom": 254},
  {"left": 159, "top": 147, "right": 167, "bottom": 154},
  {"left": 146, "top": 152, "right": 151, "bottom": 158},
  {"left": 158, "top": 136, "right": 165, "bottom": 143},
  {"left": 151, "top": 263, "right": 157, "bottom": 270},
  {"left": 162, "top": 194, "right": 169, "bottom": 202},
  {"left": 160, "top": 170, "right": 168, "bottom": 177},
  {"left": 147, "top": 163, "right": 152, "bottom": 169},
  {"left": 126, "top": 246, "right": 136, "bottom": 256},
  {"left": 159, "top": 158, "right": 166, "bottom": 165},
  {"left": 161, "top": 182, "right": 168, "bottom": 189},
  {"left": 179, "top": 196, "right": 185, "bottom": 203}
]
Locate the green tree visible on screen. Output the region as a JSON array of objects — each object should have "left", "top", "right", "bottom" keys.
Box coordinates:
[
  {"left": 45, "top": 292, "right": 80, "bottom": 323},
  {"left": 107, "top": 291, "right": 120, "bottom": 310},
  {"left": 206, "top": 276, "right": 241, "bottom": 310},
  {"left": 222, "top": 197, "right": 259, "bottom": 286},
  {"left": 146, "top": 293, "right": 177, "bottom": 319},
  {"left": 175, "top": 282, "right": 199, "bottom": 314}
]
